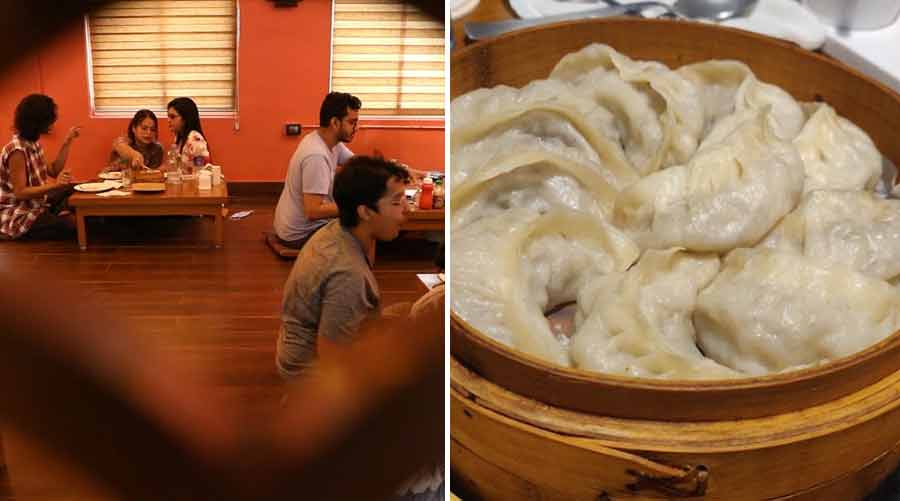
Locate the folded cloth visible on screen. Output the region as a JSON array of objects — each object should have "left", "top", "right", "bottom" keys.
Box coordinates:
[
  {"left": 95, "top": 190, "right": 132, "bottom": 197},
  {"left": 508, "top": 0, "right": 826, "bottom": 50}
]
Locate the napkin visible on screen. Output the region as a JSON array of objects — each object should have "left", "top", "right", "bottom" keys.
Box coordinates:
[
  {"left": 230, "top": 210, "right": 254, "bottom": 220},
  {"left": 95, "top": 190, "right": 132, "bottom": 197},
  {"left": 507, "top": 0, "right": 827, "bottom": 50}
]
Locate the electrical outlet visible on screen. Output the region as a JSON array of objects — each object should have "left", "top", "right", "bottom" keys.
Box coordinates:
[{"left": 285, "top": 123, "right": 302, "bottom": 136}]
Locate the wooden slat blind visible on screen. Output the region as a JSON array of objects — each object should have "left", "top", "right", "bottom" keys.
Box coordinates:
[
  {"left": 88, "top": 0, "right": 237, "bottom": 113},
  {"left": 331, "top": 0, "right": 444, "bottom": 116}
]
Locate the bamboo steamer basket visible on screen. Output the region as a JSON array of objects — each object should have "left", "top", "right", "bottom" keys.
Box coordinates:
[{"left": 450, "top": 18, "right": 900, "bottom": 500}]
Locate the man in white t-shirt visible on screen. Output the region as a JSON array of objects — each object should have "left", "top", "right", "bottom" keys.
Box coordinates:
[{"left": 273, "top": 92, "right": 360, "bottom": 248}]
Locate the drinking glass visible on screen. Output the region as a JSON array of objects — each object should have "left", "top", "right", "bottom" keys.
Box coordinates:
[{"left": 121, "top": 166, "right": 132, "bottom": 190}]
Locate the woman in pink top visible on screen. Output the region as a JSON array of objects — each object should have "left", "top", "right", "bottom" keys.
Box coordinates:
[
  {"left": 166, "top": 97, "right": 210, "bottom": 173},
  {"left": 0, "top": 94, "right": 80, "bottom": 240}
]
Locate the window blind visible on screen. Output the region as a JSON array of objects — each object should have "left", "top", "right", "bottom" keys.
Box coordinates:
[
  {"left": 87, "top": 0, "right": 237, "bottom": 114},
  {"left": 331, "top": 0, "right": 444, "bottom": 117}
]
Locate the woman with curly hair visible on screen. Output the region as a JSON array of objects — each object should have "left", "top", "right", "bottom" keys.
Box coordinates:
[{"left": 0, "top": 94, "right": 81, "bottom": 240}]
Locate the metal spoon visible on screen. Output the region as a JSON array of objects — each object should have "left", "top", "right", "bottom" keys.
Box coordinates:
[
  {"left": 465, "top": 0, "right": 757, "bottom": 41},
  {"left": 673, "top": 0, "right": 756, "bottom": 21},
  {"left": 560, "top": 0, "right": 754, "bottom": 18},
  {"left": 465, "top": 2, "right": 677, "bottom": 41}
]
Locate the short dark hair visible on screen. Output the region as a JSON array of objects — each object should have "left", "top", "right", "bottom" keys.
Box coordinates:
[
  {"left": 333, "top": 156, "right": 410, "bottom": 228},
  {"left": 14, "top": 94, "right": 57, "bottom": 142},
  {"left": 319, "top": 92, "right": 361, "bottom": 128},
  {"left": 127, "top": 109, "right": 158, "bottom": 145}
]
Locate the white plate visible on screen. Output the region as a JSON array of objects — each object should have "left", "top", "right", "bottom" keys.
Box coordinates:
[
  {"left": 98, "top": 171, "right": 123, "bottom": 180},
  {"left": 450, "top": 0, "right": 480, "bottom": 19},
  {"left": 74, "top": 182, "right": 115, "bottom": 193}
]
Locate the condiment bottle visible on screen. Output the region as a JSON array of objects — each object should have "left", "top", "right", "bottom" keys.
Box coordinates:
[
  {"left": 419, "top": 177, "right": 434, "bottom": 210},
  {"left": 433, "top": 177, "right": 444, "bottom": 209}
]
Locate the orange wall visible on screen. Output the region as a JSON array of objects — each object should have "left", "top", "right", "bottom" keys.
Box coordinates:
[{"left": 0, "top": 0, "right": 445, "bottom": 182}]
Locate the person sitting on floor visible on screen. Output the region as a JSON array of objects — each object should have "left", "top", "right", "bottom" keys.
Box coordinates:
[
  {"left": 0, "top": 94, "right": 80, "bottom": 241},
  {"left": 276, "top": 156, "right": 410, "bottom": 379},
  {"left": 166, "top": 97, "right": 210, "bottom": 172},
  {"left": 272, "top": 91, "right": 359, "bottom": 250},
  {"left": 107, "top": 109, "right": 164, "bottom": 170}
]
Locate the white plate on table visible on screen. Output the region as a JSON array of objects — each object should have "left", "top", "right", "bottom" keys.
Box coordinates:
[
  {"left": 98, "top": 171, "right": 122, "bottom": 180},
  {"left": 74, "top": 182, "right": 115, "bottom": 193},
  {"left": 451, "top": 0, "right": 480, "bottom": 19}
]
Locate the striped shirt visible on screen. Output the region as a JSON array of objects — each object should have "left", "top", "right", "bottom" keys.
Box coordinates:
[{"left": 0, "top": 135, "right": 51, "bottom": 239}]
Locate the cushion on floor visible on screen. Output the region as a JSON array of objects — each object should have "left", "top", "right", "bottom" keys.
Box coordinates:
[{"left": 264, "top": 231, "right": 299, "bottom": 259}]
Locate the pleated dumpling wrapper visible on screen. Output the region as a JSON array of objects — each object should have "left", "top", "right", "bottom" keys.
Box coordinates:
[
  {"left": 571, "top": 248, "right": 740, "bottom": 379},
  {"left": 695, "top": 248, "right": 900, "bottom": 375},
  {"left": 451, "top": 208, "right": 639, "bottom": 367},
  {"left": 614, "top": 108, "right": 804, "bottom": 252}
]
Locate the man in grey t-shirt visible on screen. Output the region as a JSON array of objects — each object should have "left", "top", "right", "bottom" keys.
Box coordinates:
[
  {"left": 273, "top": 92, "right": 360, "bottom": 248},
  {"left": 276, "top": 156, "right": 411, "bottom": 379}
]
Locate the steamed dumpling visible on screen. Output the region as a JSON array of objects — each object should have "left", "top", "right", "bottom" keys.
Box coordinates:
[
  {"left": 551, "top": 43, "right": 705, "bottom": 169},
  {"left": 695, "top": 248, "right": 900, "bottom": 375},
  {"left": 450, "top": 128, "right": 621, "bottom": 230},
  {"left": 614, "top": 109, "right": 805, "bottom": 252},
  {"left": 677, "top": 60, "right": 753, "bottom": 130},
  {"left": 758, "top": 190, "right": 900, "bottom": 281},
  {"left": 570, "top": 249, "right": 739, "bottom": 379},
  {"left": 679, "top": 60, "right": 804, "bottom": 144},
  {"left": 565, "top": 68, "right": 667, "bottom": 176},
  {"left": 452, "top": 208, "right": 639, "bottom": 366},
  {"left": 451, "top": 79, "right": 637, "bottom": 185},
  {"left": 697, "top": 76, "right": 805, "bottom": 150},
  {"left": 794, "top": 103, "right": 882, "bottom": 193}
]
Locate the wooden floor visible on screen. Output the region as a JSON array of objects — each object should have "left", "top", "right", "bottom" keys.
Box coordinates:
[{"left": 0, "top": 195, "right": 440, "bottom": 500}]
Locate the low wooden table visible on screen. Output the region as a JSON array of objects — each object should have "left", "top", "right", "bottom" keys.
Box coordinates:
[
  {"left": 369, "top": 208, "right": 444, "bottom": 263},
  {"left": 69, "top": 179, "right": 229, "bottom": 250},
  {"left": 401, "top": 208, "right": 444, "bottom": 231}
]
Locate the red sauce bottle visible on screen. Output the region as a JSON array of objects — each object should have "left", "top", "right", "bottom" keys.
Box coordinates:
[{"left": 419, "top": 177, "right": 434, "bottom": 210}]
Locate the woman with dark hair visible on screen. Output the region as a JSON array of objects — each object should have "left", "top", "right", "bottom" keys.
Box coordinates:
[
  {"left": 107, "top": 109, "right": 164, "bottom": 170},
  {"left": 166, "top": 97, "right": 210, "bottom": 174},
  {"left": 0, "top": 94, "right": 80, "bottom": 240}
]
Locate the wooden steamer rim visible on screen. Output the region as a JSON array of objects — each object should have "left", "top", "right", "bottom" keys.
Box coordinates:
[
  {"left": 451, "top": 355, "right": 900, "bottom": 499},
  {"left": 450, "top": 18, "right": 900, "bottom": 422}
]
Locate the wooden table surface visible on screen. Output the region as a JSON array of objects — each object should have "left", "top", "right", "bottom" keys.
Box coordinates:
[
  {"left": 401, "top": 208, "right": 444, "bottom": 231},
  {"left": 69, "top": 178, "right": 229, "bottom": 250}
]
